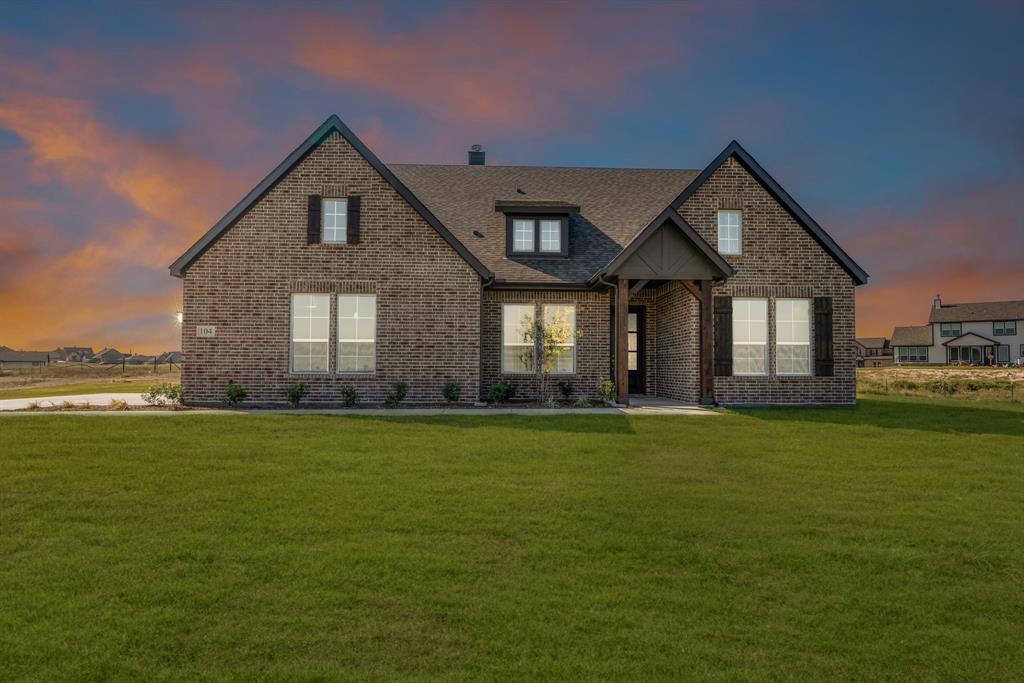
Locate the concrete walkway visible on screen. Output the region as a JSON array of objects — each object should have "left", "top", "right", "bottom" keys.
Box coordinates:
[
  {"left": 1, "top": 393, "right": 717, "bottom": 416},
  {"left": 0, "top": 392, "right": 148, "bottom": 411}
]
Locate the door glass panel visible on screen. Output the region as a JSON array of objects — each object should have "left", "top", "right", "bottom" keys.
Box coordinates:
[{"left": 628, "top": 313, "right": 638, "bottom": 333}]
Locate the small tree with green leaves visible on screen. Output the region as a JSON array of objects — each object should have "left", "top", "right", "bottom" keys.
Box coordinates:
[{"left": 519, "top": 307, "right": 582, "bottom": 402}]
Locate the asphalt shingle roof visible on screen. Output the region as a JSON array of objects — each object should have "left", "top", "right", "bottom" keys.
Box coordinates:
[
  {"left": 928, "top": 300, "right": 1024, "bottom": 323},
  {"left": 891, "top": 325, "right": 933, "bottom": 346},
  {"left": 388, "top": 164, "right": 699, "bottom": 284},
  {"left": 856, "top": 337, "right": 889, "bottom": 349}
]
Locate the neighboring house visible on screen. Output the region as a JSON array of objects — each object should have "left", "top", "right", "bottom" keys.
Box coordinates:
[
  {"left": 855, "top": 337, "right": 892, "bottom": 367},
  {"left": 89, "top": 347, "right": 126, "bottom": 364},
  {"left": 0, "top": 349, "right": 51, "bottom": 367},
  {"left": 49, "top": 346, "right": 95, "bottom": 362},
  {"left": 155, "top": 351, "right": 184, "bottom": 365},
  {"left": 169, "top": 114, "right": 868, "bottom": 406},
  {"left": 892, "top": 295, "right": 1024, "bottom": 365},
  {"left": 124, "top": 354, "right": 157, "bottom": 365}
]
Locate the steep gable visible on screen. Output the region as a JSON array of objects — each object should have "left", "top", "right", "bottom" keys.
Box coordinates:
[
  {"left": 170, "top": 115, "right": 489, "bottom": 279},
  {"left": 672, "top": 142, "right": 868, "bottom": 285}
]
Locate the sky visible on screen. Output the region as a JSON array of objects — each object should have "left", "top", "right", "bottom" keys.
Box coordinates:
[{"left": 1, "top": 0, "right": 1021, "bottom": 352}]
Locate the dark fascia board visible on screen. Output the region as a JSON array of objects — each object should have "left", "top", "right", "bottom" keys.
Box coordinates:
[
  {"left": 593, "top": 207, "right": 735, "bottom": 284},
  {"left": 494, "top": 200, "right": 580, "bottom": 214},
  {"left": 487, "top": 280, "right": 594, "bottom": 291},
  {"left": 169, "top": 114, "right": 492, "bottom": 279},
  {"left": 940, "top": 332, "right": 1000, "bottom": 347},
  {"left": 668, "top": 140, "right": 869, "bottom": 286}
]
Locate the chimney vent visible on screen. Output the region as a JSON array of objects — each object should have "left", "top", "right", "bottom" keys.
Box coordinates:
[
  {"left": 468, "top": 144, "right": 485, "bottom": 166},
  {"left": 934, "top": 294, "right": 942, "bottom": 310}
]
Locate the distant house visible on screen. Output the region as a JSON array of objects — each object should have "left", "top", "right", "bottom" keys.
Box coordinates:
[
  {"left": 124, "top": 354, "right": 157, "bottom": 365},
  {"left": 0, "top": 348, "right": 51, "bottom": 367},
  {"left": 89, "top": 347, "right": 126, "bottom": 364},
  {"left": 155, "top": 351, "right": 184, "bottom": 365},
  {"left": 49, "top": 346, "right": 95, "bottom": 362},
  {"left": 855, "top": 337, "right": 892, "bottom": 368},
  {"left": 892, "top": 295, "right": 1024, "bottom": 365}
]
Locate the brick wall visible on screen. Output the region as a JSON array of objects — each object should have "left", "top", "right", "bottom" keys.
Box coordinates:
[
  {"left": 481, "top": 289, "right": 611, "bottom": 401},
  {"left": 677, "top": 157, "right": 857, "bottom": 404},
  {"left": 181, "top": 132, "right": 481, "bottom": 406},
  {"left": 652, "top": 283, "right": 701, "bottom": 402}
]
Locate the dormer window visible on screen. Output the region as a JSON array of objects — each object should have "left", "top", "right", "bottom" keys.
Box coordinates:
[
  {"left": 496, "top": 200, "right": 577, "bottom": 258},
  {"left": 507, "top": 216, "right": 568, "bottom": 256}
]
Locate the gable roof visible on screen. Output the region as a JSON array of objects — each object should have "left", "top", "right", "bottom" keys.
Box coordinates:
[
  {"left": 856, "top": 337, "right": 889, "bottom": 349},
  {"left": 169, "top": 115, "right": 491, "bottom": 279},
  {"left": 928, "top": 300, "right": 1024, "bottom": 323},
  {"left": 941, "top": 332, "right": 1000, "bottom": 347},
  {"left": 669, "top": 141, "right": 868, "bottom": 286},
  {"left": 891, "top": 325, "right": 933, "bottom": 346},
  {"left": 599, "top": 208, "right": 733, "bottom": 281},
  {"left": 390, "top": 164, "right": 699, "bottom": 284}
]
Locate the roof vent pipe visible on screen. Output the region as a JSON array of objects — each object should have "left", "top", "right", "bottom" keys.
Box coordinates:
[{"left": 468, "top": 144, "right": 485, "bottom": 166}]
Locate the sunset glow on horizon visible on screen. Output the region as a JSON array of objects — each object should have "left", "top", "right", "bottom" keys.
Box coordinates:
[{"left": 1, "top": 1, "right": 1021, "bottom": 353}]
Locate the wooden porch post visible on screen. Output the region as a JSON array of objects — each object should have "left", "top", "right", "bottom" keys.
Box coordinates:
[
  {"left": 616, "top": 278, "right": 629, "bottom": 403},
  {"left": 699, "top": 279, "right": 714, "bottom": 405}
]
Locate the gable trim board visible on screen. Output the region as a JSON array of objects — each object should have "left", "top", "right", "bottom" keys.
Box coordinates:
[
  {"left": 169, "top": 115, "right": 492, "bottom": 280},
  {"left": 668, "top": 140, "right": 869, "bottom": 286}
]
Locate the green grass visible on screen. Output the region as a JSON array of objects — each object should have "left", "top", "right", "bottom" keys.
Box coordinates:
[{"left": 1, "top": 395, "right": 1021, "bottom": 681}]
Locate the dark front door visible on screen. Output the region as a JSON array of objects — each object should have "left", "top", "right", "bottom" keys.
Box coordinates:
[{"left": 628, "top": 306, "right": 646, "bottom": 394}]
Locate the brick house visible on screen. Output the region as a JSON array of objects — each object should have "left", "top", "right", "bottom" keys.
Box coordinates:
[{"left": 170, "top": 115, "right": 868, "bottom": 406}]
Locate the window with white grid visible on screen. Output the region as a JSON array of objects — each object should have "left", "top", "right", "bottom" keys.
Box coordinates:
[
  {"left": 337, "top": 295, "right": 375, "bottom": 373},
  {"left": 291, "top": 294, "right": 330, "bottom": 373},
  {"left": 732, "top": 298, "right": 767, "bottom": 375},
  {"left": 718, "top": 210, "right": 742, "bottom": 255},
  {"left": 323, "top": 198, "right": 348, "bottom": 243},
  {"left": 776, "top": 299, "right": 810, "bottom": 375}
]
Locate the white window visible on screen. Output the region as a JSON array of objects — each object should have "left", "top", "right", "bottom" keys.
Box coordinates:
[
  {"left": 291, "top": 294, "right": 330, "bottom": 373},
  {"left": 732, "top": 298, "right": 767, "bottom": 375},
  {"left": 539, "top": 219, "right": 561, "bottom": 253},
  {"left": 337, "top": 295, "right": 375, "bottom": 373},
  {"left": 776, "top": 299, "right": 811, "bottom": 375},
  {"left": 542, "top": 304, "right": 575, "bottom": 373},
  {"left": 512, "top": 219, "right": 535, "bottom": 252},
  {"left": 323, "top": 199, "right": 348, "bottom": 243},
  {"left": 717, "top": 210, "right": 742, "bottom": 255},
  {"left": 502, "top": 304, "right": 535, "bottom": 373},
  {"left": 898, "top": 346, "right": 928, "bottom": 362}
]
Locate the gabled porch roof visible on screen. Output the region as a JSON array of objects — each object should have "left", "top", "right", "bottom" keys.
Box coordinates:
[
  {"left": 597, "top": 208, "right": 734, "bottom": 282},
  {"left": 941, "top": 332, "right": 1000, "bottom": 347}
]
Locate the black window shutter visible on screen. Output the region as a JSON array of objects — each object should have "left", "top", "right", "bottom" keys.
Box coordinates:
[
  {"left": 713, "top": 295, "right": 732, "bottom": 377},
  {"left": 814, "top": 296, "right": 834, "bottom": 377},
  {"left": 347, "top": 196, "right": 361, "bottom": 244},
  {"left": 307, "top": 195, "right": 322, "bottom": 244}
]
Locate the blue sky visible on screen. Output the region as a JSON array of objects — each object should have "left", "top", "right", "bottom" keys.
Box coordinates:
[{"left": 1, "top": 0, "right": 1021, "bottom": 349}]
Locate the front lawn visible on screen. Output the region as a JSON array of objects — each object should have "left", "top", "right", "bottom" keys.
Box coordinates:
[{"left": 1, "top": 396, "right": 1021, "bottom": 680}]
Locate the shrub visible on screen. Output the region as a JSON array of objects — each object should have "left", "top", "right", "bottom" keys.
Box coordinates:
[
  {"left": 108, "top": 399, "right": 129, "bottom": 411},
  {"left": 224, "top": 381, "right": 246, "bottom": 406},
  {"left": 59, "top": 400, "right": 75, "bottom": 410},
  {"left": 574, "top": 395, "right": 590, "bottom": 408},
  {"left": 144, "top": 382, "right": 183, "bottom": 407},
  {"left": 26, "top": 401, "right": 40, "bottom": 411},
  {"left": 443, "top": 380, "right": 461, "bottom": 403},
  {"left": 340, "top": 385, "right": 358, "bottom": 408},
  {"left": 558, "top": 379, "right": 574, "bottom": 400},
  {"left": 489, "top": 380, "right": 516, "bottom": 403},
  {"left": 598, "top": 379, "right": 616, "bottom": 404},
  {"left": 285, "top": 382, "right": 307, "bottom": 407},
  {"left": 384, "top": 382, "right": 409, "bottom": 408}
]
